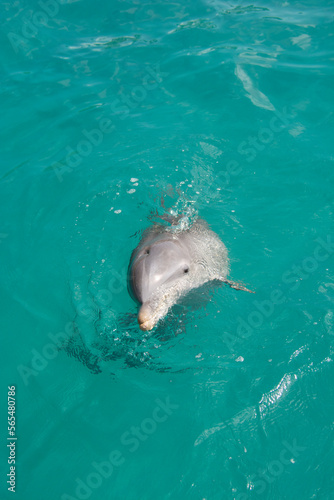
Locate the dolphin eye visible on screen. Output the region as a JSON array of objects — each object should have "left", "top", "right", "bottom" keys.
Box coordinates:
[
  {"left": 145, "top": 248, "right": 150, "bottom": 255},
  {"left": 184, "top": 267, "right": 189, "bottom": 274}
]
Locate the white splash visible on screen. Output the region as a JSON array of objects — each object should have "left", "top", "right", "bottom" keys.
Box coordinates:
[{"left": 291, "top": 34, "right": 311, "bottom": 50}]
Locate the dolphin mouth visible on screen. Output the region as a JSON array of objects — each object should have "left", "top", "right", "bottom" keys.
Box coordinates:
[
  {"left": 138, "top": 319, "right": 154, "bottom": 331},
  {"left": 138, "top": 303, "right": 156, "bottom": 331}
]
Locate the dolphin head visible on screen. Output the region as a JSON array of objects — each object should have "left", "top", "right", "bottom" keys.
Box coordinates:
[{"left": 128, "top": 235, "right": 191, "bottom": 330}]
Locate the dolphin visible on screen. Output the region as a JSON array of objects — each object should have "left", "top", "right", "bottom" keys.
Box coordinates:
[{"left": 128, "top": 218, "right": 253, "bottom": 331}]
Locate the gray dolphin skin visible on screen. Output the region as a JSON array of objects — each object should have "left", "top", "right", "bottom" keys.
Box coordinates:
[{"left": 128, "top": 218, "right": 253, "bottom": 331}]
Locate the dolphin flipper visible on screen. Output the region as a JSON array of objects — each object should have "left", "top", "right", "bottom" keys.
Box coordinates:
[{"left": 220, "top": 278, "right": 254, "bottom": 293}]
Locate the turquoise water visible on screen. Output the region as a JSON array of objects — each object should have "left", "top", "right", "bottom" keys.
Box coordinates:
[{"left": 1, "top": 0, "right": 334, "bottom": 499}]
